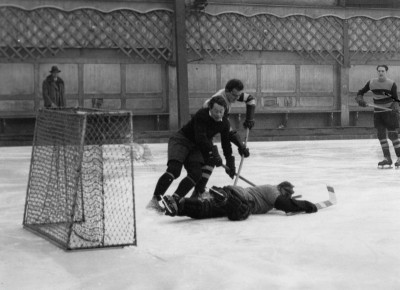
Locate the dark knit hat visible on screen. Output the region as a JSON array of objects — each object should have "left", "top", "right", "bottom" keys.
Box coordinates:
[{"left": 277, "top": 181, "right": 295, "bottom": 197}]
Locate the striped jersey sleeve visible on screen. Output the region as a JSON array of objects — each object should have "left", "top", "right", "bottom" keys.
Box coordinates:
[{"left": 237, "top": 93, "right": 256, "bottom": 106}]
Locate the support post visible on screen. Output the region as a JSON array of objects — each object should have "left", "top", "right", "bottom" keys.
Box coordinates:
[
  {"left": 340, "top": 19, "right": 350, "bottom": 126},
  {"left": 168, "top": 65, "right": 179, "bottom": 130},
  {"left": 174, "top": 0, "right": 190, "bottom": 127}
]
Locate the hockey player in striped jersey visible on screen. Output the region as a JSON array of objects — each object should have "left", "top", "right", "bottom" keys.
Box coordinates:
[
  {"left": 356, "top": 65, "right": 400, "bottom": 168},
  {"left": 163, "top": 181, "right": 318, "bottom": 221},
  {"left": 191, "top": 79, "right": 255, "bottom": 198}
]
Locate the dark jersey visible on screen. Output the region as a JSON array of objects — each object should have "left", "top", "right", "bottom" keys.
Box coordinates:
[
  {"left": 227, "top": 184, "right": 317, "bottom": 214},
  {"left": 358, "top": 78, "right": 398, "bottom": 110},
  {"left": 179, "top": 107, "right": 232, "bottom": 159}
]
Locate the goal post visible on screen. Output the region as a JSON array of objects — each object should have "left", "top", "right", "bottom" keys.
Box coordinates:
[{"left": 23, "top": 108, "right": 136, "bottom": 250}]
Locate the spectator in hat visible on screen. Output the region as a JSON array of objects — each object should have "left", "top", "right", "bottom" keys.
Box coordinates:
[{"left": 42, "top": 65, "right": 65, "bottom": 108}]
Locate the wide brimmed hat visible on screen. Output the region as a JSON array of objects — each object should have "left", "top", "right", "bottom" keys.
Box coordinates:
[{"left": 49, "top": 66, "right": 61, "bottom": 73}]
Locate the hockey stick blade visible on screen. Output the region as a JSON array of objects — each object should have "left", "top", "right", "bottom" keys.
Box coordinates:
[
  {"left": 287, "top": 186, "right": 336, "bottom": 215},
  {"left": 315, "top": 185, "right": 337, "bottom": 210}
]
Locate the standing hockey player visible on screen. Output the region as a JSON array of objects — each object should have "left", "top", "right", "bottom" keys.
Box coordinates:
[
  {"left": 192, "top": 79, "right": 255, "bottom": 197},
  {"left": 146, "top": 96, "right": 236, "bottom": 213},
  {"left": 356, "top": 65, "right": 400, "bottom": 168},
  {"left": 163, "top": 181, "right": 318, "bottom": 221}
]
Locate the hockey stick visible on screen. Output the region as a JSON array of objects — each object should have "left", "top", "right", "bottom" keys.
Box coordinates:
[
  {"left": 367, "top": 103, "right": 393, "bottom": 112},
  {"left": 234, "top": 128, "right": 250, "bottom": 186},
  {"left": 286, "top": 185, "right": 336, "bottom": 215},
  {"left": 367, "top": 103, "right": 400, "bottom": 115},
  {"left": 315, "top": 185, "right": 337, "bottom": 210},
  {"left": 222, "top": 164, "right": 256, "bottom": 186}
]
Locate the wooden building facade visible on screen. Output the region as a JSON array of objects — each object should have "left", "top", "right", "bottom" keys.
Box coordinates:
[{"left": 1, "top": 0, "right": 400, "bottom": 142}]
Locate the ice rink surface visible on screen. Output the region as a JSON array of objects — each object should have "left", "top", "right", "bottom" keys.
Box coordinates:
[{"left": 1, "top": 139, "right": 400, "bottom": 290}]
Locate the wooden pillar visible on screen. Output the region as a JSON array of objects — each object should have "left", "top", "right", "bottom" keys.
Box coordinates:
[
  {"left": 168, "top": 65, "right": 179, "bottom": 130},
  {"left": 173, "top": 0, "right": 190, "bottom": 127},
  {"left": 120, "top": 63, "right": 126, "bottom": 110},
  {"left": 340, "top": 19, "right": 350, "bottom": 126},
  {"left": 78, "top": 63, "right": 84, "bottom": 107},
  {"left": 33, "top": 63, "right": 40, "bottom": 111}
]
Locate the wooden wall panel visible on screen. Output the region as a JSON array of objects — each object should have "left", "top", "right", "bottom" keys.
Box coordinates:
[
  {"left": 188, "top": 64, "right": 217, "bottom": 93},
  {"left": 83, "top": 99, "right": 121, "bottom": 109},
  {"left": 385, "top": 66, "right": 400, "bottom": 85},
  {"left": 299, "top": 96, "right": 334, "bottom": 107},
  {"left": 221, "top": 64, "right": 257, "bottom": 92},
  {"left": 39, "top": 64, "right": 79, "bottom": 94},
  {"left": 0, "top": 100, "right": 34, "bottom": 111},
  {"left": 126, "top": 64, "right": 163, "bottom": 93},
  {"left": 276, "top": 96, "right": 296, "bottom": 107},
  {"left": 261, "top": 65, "right": 296, "bottom": 92},
  {"left": 189, "top": 97, "right": 207, "bottom": 111},
  {"left": 83, "top": 64, "right": 121, "bottom": 94},
  {"left": 300, "top": 65, "right": 334, "bottom": 92},
  {"left": 0, "top": 64, "right": 34, "bottom": 95},
  {"left": 349, "top": 65, "right": 377, "bottom": 92},
  {"left": 126, "top": 98, "right": 164, "bottom": 111},
  {"left": 38, "top": 99, "right": 79, "bottom": 108}
]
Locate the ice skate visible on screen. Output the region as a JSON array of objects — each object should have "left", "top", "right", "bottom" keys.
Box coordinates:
[
  {"left": 145, "top": 196, "right": 165, "bottom": 214},
  {"left": 378, "top": 157, "right": 392, "bottom": 169},
  {"left": 163, "top": 195, "right": 180, "bottom": 216},
  {"left": 395, "top": 157, "right": 400, "bottom": 169}
]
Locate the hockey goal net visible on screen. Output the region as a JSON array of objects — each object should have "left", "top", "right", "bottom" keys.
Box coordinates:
[{"left": 23, "top": 108, "right": 136, "bottom": 250}]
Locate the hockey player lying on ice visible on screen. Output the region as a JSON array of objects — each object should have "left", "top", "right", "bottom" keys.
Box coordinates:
[{"left": 162, "top": 181, "right": 318, "bottom": 221}]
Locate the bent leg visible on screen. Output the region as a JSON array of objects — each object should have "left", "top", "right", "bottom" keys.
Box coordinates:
[
  {"left": 193, "top": 164, "right": 214, "bottom": 195},
  {"left": 153, "top": 160, "right": 183, "bottom": 199},
  {"left": 174, "top": 162, "right": 203, "bottom": 199},
  {"left": 388, "top": 130, "right": 400, "bottom": 157},
  {"left": 179, "top": 198, "right": 226, "bottom": 219},
  {"left": 377, "top": 127, "right": 391, "bottom": 159}
]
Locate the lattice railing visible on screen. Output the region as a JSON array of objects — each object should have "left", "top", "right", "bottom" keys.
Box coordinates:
[
  {"left": 348, "top": 17, "right": 400, "bottom": 63},
  {"left": 186, "top": 13, "right": 344, "bottom": 64},
  {"left": 2, "top": 6, "right": 400, "bottom": 65},
  {"left": 0, "top": 7, "right": 173, "bottom": 61}
]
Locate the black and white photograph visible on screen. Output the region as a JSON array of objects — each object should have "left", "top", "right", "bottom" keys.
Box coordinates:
[{"left": 0, "top": 0, "right": 399, "bottom": 289}]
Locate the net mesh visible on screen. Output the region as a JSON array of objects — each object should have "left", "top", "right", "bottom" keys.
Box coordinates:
[{"left": 23, "top": 108, "right": 136, "bottom": 250}]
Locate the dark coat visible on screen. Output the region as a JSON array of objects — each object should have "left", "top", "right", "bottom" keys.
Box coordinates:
[{"left": 42, "top": 75, "right": 65, "bottom": 108}]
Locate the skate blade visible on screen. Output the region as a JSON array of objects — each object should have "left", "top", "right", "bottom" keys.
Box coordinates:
[{"left": 378, "top": 166, "right": 393, "bottom": 169}]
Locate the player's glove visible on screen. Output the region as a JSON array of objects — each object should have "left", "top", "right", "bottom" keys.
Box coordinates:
[
  {"left": 225, "top": 156, "right": 236, "bottom": 179},
  {"left": 205, "top": 145, "right": 223, "bottom": 167},
  {"left": 303, "top": 201, "right": 318, "bottom": 213},
  {"left": 357, "top": 100, "right": 367, "bottom": 107},
  {"left": 238, "top": 146, "right": 250, "bottom": 158},
  {"left": 243, "top": 103, "right": 256, "bottom": 130},
  {"left": 356, "top": 95, "right": 367, "bottom": 107},
  {"left": 243, "top": 119, "right": 255, "bottom": 130},
  {"left": 229, "top": 131, "right": 250, "bottom": 158}
]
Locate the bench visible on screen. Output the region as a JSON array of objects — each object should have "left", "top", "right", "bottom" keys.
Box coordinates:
[{"left": 0, "top": 110, "right": 171, "bottom": 135}]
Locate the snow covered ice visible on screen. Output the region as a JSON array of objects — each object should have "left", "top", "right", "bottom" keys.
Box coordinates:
[{"left": 1, "top": 139, "right": 400, "bottom": 290}]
